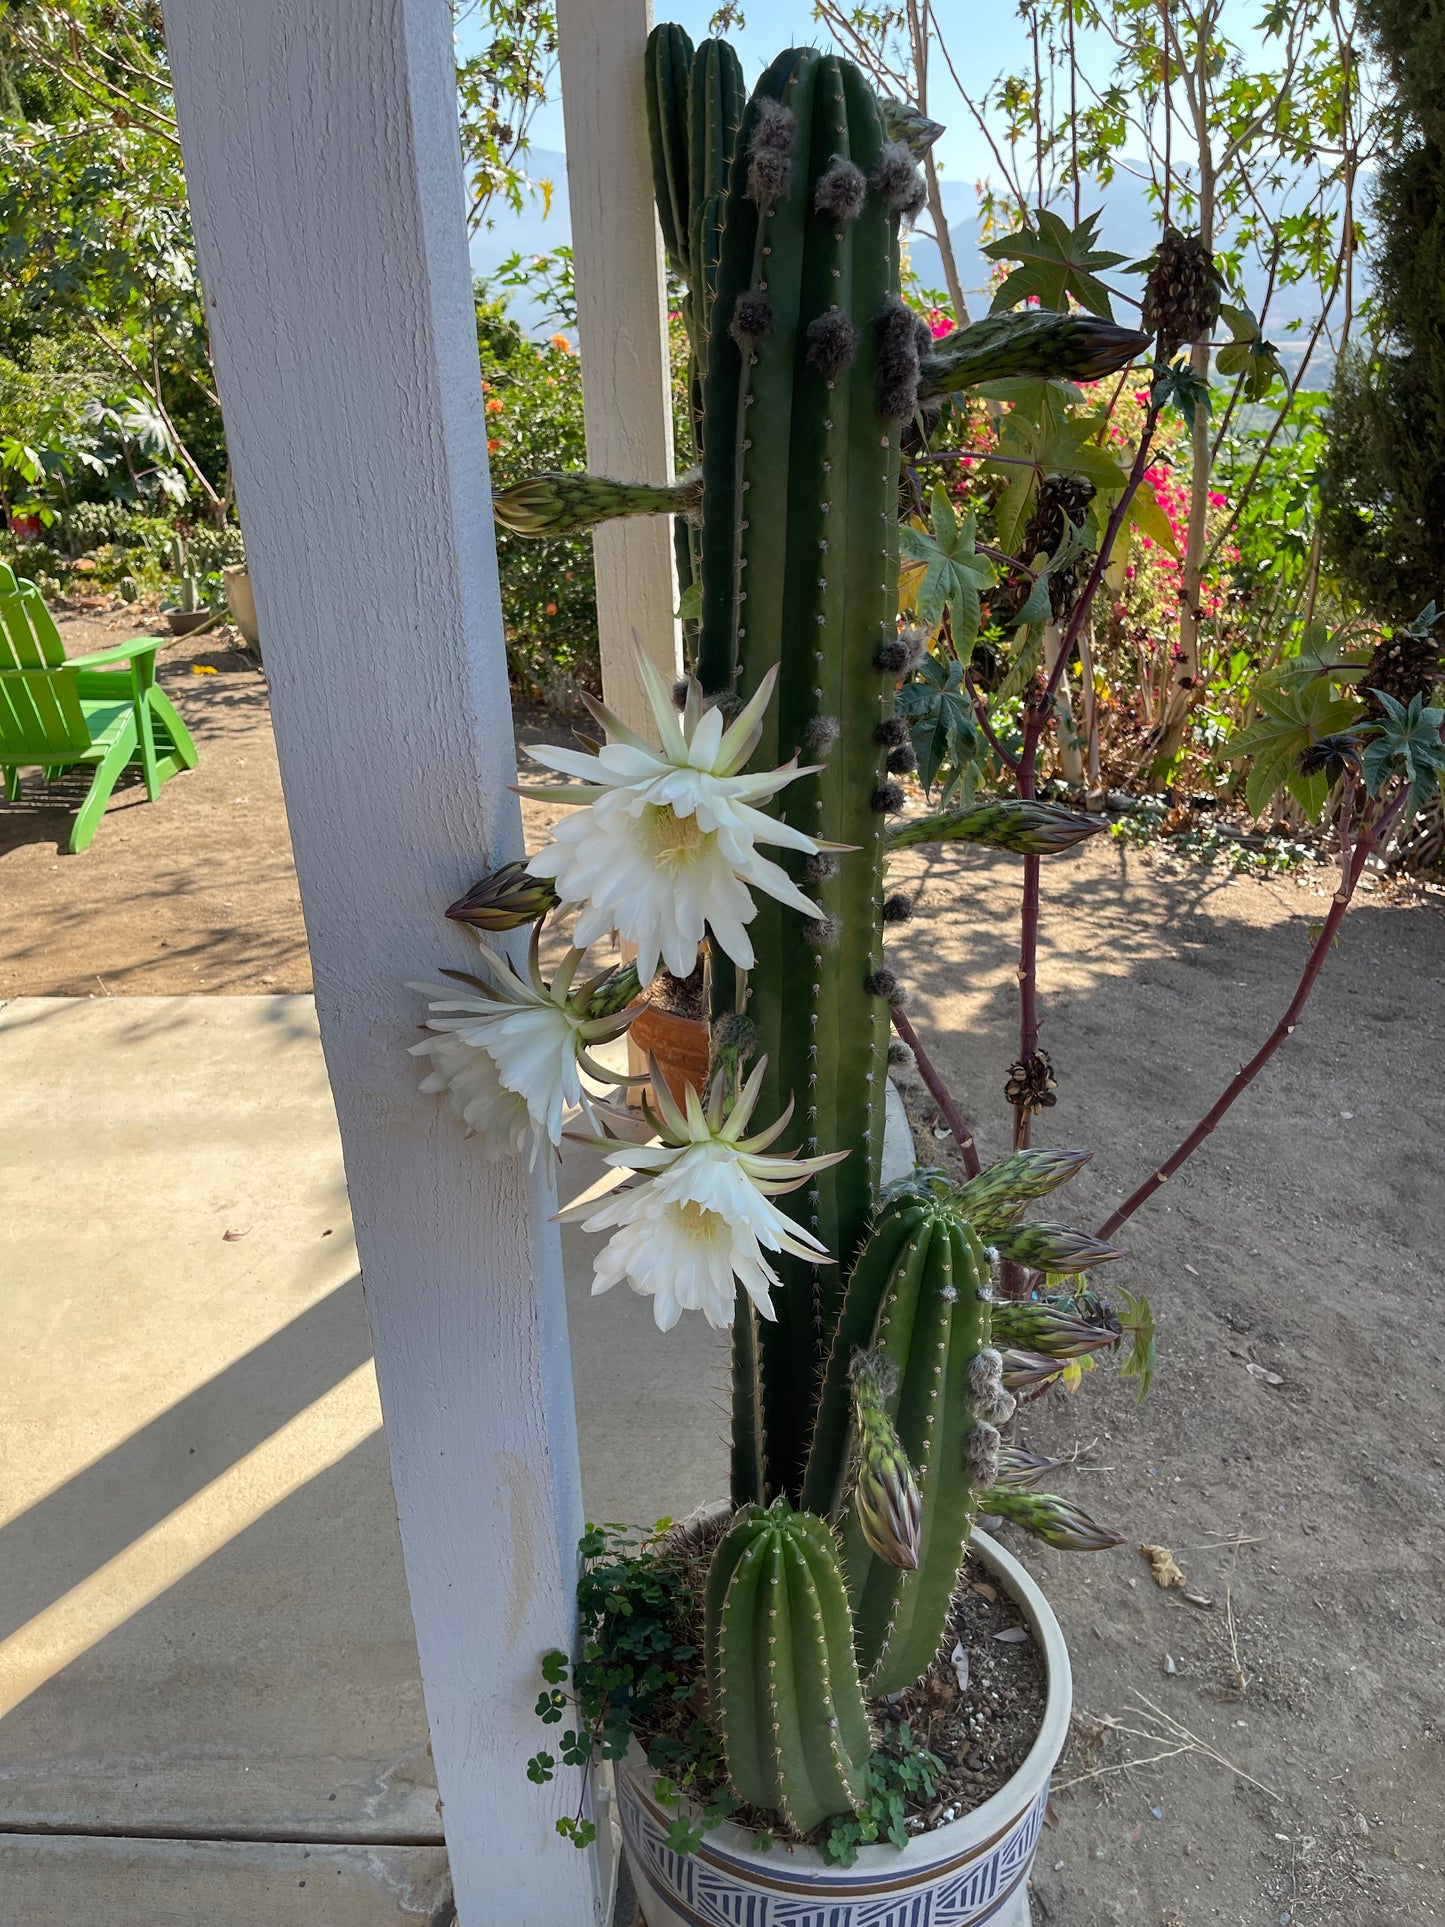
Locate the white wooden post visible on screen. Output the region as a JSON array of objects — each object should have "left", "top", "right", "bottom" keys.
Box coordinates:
[
  {"left": 557, "top": 0, "right": 680, "bottom": 734},
  {"left": 162, "top": 5, "right": 600, "bottom": 1924}
]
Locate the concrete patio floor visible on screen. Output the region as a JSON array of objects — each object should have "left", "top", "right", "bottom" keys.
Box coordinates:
[{"left": 0, "top": 993, "right": 731, "bottom": 1925}]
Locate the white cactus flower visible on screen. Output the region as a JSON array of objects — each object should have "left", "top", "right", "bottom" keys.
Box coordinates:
[
  {"left": 521, "top": 652, "right": 830, "bottom": 983},
  {"left": 408, "top": 929, "right": 640, "bottom": 1169},
  {"left": 563, "top": 1059, "right": 846, "bottom": 1332}
]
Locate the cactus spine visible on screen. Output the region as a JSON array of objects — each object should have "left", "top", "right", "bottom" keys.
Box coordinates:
[{"left": 705, "top": 1501, "right": 873, "bottom": 1832}]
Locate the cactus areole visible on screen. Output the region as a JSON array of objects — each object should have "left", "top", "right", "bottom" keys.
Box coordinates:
[{"left": 442, "top": 22, "right": 1139, "bottom": 1857}]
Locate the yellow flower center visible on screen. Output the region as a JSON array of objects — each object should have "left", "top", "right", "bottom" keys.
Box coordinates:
[
  {"left": 673, "top": 1199, "right": 726, "bottom": 1243},
  {"left": 646, "top": 804, "right": 715, "bottom": 872}
]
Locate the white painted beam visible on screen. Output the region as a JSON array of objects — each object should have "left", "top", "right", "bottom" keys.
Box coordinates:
[
  {"left": 161, "top": 5, "right": 600, "bottom": 1922},
  {"left": 557, "top": 0, "right": 680, "bottom": 733}
]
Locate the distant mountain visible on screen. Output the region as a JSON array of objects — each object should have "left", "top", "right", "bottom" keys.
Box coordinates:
[{"left": 475, "top": 152, "right": 1348, "bottom": 385}]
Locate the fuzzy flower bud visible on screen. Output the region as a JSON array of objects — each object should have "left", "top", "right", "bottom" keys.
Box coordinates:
[
  {"left": 965, "top": 1421, "right": 1001, "bottom": 1486},
  {"left": 994, "top": 1444, "right": 1069, "bottom": 1489}
]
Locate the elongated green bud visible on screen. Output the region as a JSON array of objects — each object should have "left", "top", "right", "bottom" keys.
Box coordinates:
[
  {"left": 994, "top": 1444, "right": 1069, "bottom": 1489},
  {"left": 985, "top": 1485, "right": 1124, "bottom": 1552},
  {"left": 953, "top": 1147, "right": 1092, "bottom": 1233},
  {"left": 887, "top": 800, "right": 1108, "bottom": 855},
  {"left": 491, "top": 470, "right": 702, "bottom": 537},
  {"left": 990, "top": 1299, "right": 1120, "bottom": 1358},
  {"left": 850, "top": 1353, "right": 922, "bottom": 1571},
  {"left": 1000, "top": 1348, "right": 1066, "bottom": 1391},
  {"left": 918, "top": 311, "right": 1149, "bottom": 398},
  {"left": 989, "top": 1222, "right": 1125, "bottom": 1274},
  {"left": 446, "top": 860, "right": 559, "bottom": 931}
]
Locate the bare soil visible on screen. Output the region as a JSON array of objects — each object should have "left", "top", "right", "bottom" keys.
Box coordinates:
[{"left": 4, "top": 610, "right": 1444, "bottom": 1925}]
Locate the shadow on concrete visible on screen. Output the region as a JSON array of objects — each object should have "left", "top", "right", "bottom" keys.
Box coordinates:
[{"left": 0, "top": 1278, "right": 373, "bottom": 1643}]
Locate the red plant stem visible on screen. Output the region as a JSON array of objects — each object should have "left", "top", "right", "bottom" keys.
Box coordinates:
[
  {"left": 1095, "top": 790, "right": 1404, "bottom": 1240},
  {"left": 1008, "top": 394, "right": 1164, "bottom": 1154},
  {"left": 890, "top": 1006, "right": 982, "bottom": 1178},
  {"left": 966, "top": 671, "right": 1021, "bottom": 774}
]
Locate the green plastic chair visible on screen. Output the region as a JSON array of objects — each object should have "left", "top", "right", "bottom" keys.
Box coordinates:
[{"left": 0, "top": 563, "right": 198, "bottom": 852}]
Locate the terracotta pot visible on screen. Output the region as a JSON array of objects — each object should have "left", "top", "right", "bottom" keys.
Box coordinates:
[
  {"left": 628, "top": 1002, "right": 709, "bottom": 1104},
  {"left": 616, "top": 1527, "right": 1071, "bottom": 1927},
  {"left": 166, "top": 608, "right": 213, "bottom": 637}
]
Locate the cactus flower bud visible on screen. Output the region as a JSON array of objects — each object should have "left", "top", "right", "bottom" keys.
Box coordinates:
[
  {"left": 492, "top": 470, "right": 701, "bottom": 538},
  {"left": 918, "top": 310, "right": 1149, "bottom": 400},
  {"left": 985, "top": 1485, "right": 1124, "bottom": 1552},
  {"left": 994, "top": 1444, "right": 1069, "bottom": 1489},
  {"left": 953, "top": 1147, "right": 1093, "bottom": 1234},
  {"left": 990, "top": 1299, "right": 1121, "bottom": 1358},
  {"left": 850, "top": 1354, "right": 923, "bottom": 1571},
  {"left": 988, "top": 1223, "right": 1125, "bottom": 1275},
  {"left": 887, "top": 799, "right": 1109, "bottom": 857},
  {"left": 446, "top": 860, "right": 559, "bottom": 931}
]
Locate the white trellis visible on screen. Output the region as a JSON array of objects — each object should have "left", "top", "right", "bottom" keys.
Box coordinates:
[{"left": 162, "top": 1, "right": 675, "bottom": 1921}]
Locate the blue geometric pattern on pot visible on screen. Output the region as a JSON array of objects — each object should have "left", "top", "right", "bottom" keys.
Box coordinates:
[{"left": 619, "top": 1773, "right": 1050, "bottom": 1927}]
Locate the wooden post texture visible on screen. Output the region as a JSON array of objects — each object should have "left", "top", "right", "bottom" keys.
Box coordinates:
[
  {"left": 162, "top": 4, "right": 601, "bottom": 1921},
  {"left": 557, "top": 0, "right": 680, "bottom": 733}
]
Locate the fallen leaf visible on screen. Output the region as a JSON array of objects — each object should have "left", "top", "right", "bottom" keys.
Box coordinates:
[
  {"left": 1245, "top": 1361, "right": 1284, "bottom": 1387},
  {"left": 191, "top": 663, "right": 219, "bottom": 675},
  {"left": 1164, "top": 1653, "right": 1178, "bottom": 1675},
  {"left": 969, "top": 1580, "right": 998, "bottom": 1603},
  {"left": 1184, "top": 1262, "right": 1199, "bottom": 1276},
  {"left": 1139, "top": 1542, "right": 1187, "bottom": 1589},
  {"left": 1043, "top": 1798, "right": 1060, "bottom": 1830},
  {"left": 950, "top": 1640, "right": 970, "bottom": 1691},
  {"left": 1183, "top": 1590, "right": 1215, "bottom": 1609},
  {"left": 222, "top": 1228, "right": 249, "bottom": 1242},
  {"left": 994, "top": 1625, "right": 1030, "bottom": 1643}
]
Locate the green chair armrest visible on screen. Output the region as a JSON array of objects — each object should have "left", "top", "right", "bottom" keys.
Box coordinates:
[{"left": 64, "top": 636, "right": 170, "bottom": 670}]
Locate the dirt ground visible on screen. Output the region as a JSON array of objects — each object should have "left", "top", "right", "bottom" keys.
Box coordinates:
[{"left": 4, "top": 609, "right": 1443, "bottom": 1926}]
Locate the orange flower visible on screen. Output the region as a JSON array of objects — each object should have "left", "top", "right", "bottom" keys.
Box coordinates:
[
  {"left": 486, "top": 397, "right": 504, "bottom": 415},
  {"left": 487, "top": 437, "right": 501, "bottom": 454},
  {"left": 545, "top": 601, "right": 558, "bottom": 615},
  {"left": 549, "top": 333, "right": 573, "bottom": 353}
]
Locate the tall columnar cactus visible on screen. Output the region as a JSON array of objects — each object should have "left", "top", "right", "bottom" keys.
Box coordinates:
[{"left": 704, "top": 1501, "right": 873, "bottom": 1833}]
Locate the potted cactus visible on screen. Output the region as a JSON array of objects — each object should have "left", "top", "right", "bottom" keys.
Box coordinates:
[{"left": 403, "top": 29, "right": 1159, "bottom": 1919}]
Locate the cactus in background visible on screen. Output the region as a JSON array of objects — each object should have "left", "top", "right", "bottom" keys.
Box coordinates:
[{"left": 705, "top": 1501, "right": 873, "bottom": 1833}]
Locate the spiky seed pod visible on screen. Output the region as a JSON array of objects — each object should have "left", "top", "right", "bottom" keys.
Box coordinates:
[
  {"left": 492, "top": 470, "right": 702, "bottom": 537},
  {"left": 1009, "top": 472, "right": 1098, "bottom": 620},
  {"left": 994, "top": 1443, "right": 1069, "bottom": 1489},
  {"left": 445, "top": 860, "right": 559, "bottom": 931},
  {"left": 887, "top": 741, "right": 918, "bottom": 776},
  {"left": 875, "top": 296, "right": 923, "bottom": 419},
  {"left": 874, "top": 715, "right": 910, "bottom": 748},
  {"left": 990, "top": 1298, "right": 1121, "bottom": 1357},
  {"left": 1142, "top": 226, "right": 1222, "bottom": 360},
  {"left": 731, "top": 289, "right": 775, "bottom": 346},
  {"left": 872, "top": 780, "right": 906, "bottom": 814},
  {"left": 871, "top": 139, "right": 926, "bottom": 221},
  {"left": 850, "top": 1353, "right": 923, "bottom": 1570},
  {"left": 1005, "top": 1050, "right": 1058, "bottom": 1114},
  {"left": 882, "top": 892, "right": 913, "bottom": 924},
  {"left": 918, "top": 310, "right": 1149, "bottom": 399},
  {"left": 886, "top": 798, "right": 1108, "bottom": 855},
  {"left": 803, "top": 712, "right": 842, "bottom": 752},
  {"left": 984, "top": 1485, "right": 1125, "bottom": 1552},
  {"left": 805, "top": 306, "right": 861, "bottom": 378},
  {"left": 952, "top": 1147, "right": 1093, "bottom": 1232},
  {"left": 1361, "top": 625, "right": 1445, "bottom": 714},
  {"left": 704, "top": 1502, "right": 873, "bottom": 1833},
  {"left": 814, "top": 155, "right": 867, "bottom": 220}
]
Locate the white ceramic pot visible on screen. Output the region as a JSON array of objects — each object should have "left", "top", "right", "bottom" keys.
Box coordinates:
[{"left": 616, "top": 1527, "right": 1070, "bottom": 1927}]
